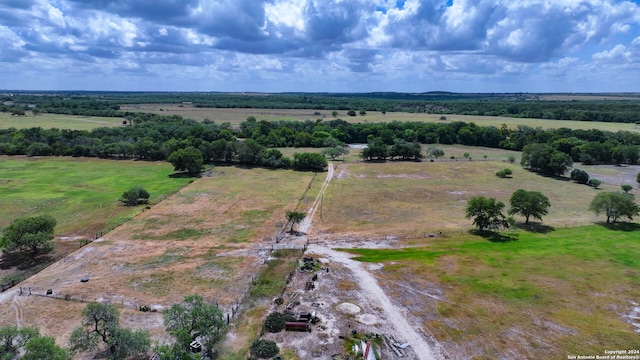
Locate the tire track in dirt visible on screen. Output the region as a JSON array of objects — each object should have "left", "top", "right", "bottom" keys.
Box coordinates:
[
  {"left": 300, "top": 163, "right": 440, "bottom": 360},
  {"left": 298, "top": 163, "right": 333, "bottom": 234},
  {"left": 3, "top": 290, "right": 24, "bottom": 327}
]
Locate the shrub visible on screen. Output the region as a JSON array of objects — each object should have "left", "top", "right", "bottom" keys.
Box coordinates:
[
  {"left": 120, "top": 186, "right": 150, "bottom": 206},
  {"left": 496, "top": 169, "right": 513, "bottom": 178},
  {"left": 264, "top": 312, "right": 286, "bottom": 333},
  {"left": 508, "top": 155, "right": 516, "bottom": 164},
  {"left": 570, "top": 168, "right": 590, "bottom": 184},
  {"left": 250, "top": 339, "right": 279, "bottom": 359},
  {"left": 621, "top": 184, "right": 633, "bottom": 193},
  {"left": 588, "top": 178, "right": 603, "bottom": 189}
]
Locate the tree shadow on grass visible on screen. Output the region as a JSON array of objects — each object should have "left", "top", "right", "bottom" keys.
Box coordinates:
[
  {"left": 524, "top": 168, "right": 571, "bottom": 182},
  {"left": 0, "top": 251, "right": 53, "bottom": 271},
  {"left": 469, "top": 229, "right": 519, "bottom": 243},
  {"left": 515, "top": 223, "right": 555, "bottom": 233},
  {"left": 598, "top": 222, "right": 640, "bottom": 231},
  {"left": 169, "top": 172, "right": 200, "bottom": 178}
]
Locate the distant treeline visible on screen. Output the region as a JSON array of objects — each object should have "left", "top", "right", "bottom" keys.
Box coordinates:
[
  {"left": 1, "top": 112, "right": 640, "bottom": 167},
  {"left": 3, "top": 92, "right": 640, "bottom": 123}
]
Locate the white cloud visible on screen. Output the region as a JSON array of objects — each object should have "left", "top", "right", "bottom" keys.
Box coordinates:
[
  {"left": 593, "top": 44, "right": 630, "bottom": 62},
  {"left": 1, "top": 0, "right": 640, "bottom": 91}
]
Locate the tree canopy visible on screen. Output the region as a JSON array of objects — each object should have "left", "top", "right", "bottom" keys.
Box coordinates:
[
  {"left": 286, "top": 211, "right": 306, "bottom": 233},
  {"left": 589, "top": 192, "right": 640, "bottom": 223},
  {"left": 69, "top": 302, "right": 150, "bottom": 359},
  {"left": 465, "top": 196, "right": 509, "bottom": 231},
  {"left": 508, "top": 190, "right": 551, "bottom": 224},
  {"left": 570, "top": 168, "right": 590, "bottom": 184},
  {"left": 168, "top": 146, "right": 204, "bottom": 174},
  {"left": 119, "top": 186, "right": 150, "bottom": 206},
  {"left": 292, "top": 152, "right": 327, "bottom": 171},
  {"left": 0, "top": 325, "right": 69, "bottom": 360},
  {"left": 163, "top": 294, "right": 225, "bottom": 359},
  {"left": 1, "top": 215, "right": 56, "bottom": 255},
  {"left": 521, "top": 143, "right": 573, "bottom": 176}
]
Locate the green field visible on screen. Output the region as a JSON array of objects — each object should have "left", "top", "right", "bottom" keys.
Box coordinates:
[
  {"left": 0, "top": 112, "right": 124, "bottom": 130},
  {"left": 346, "top": 225, "right": 640, "bottom": 357},
  {"left": 0, "top": 156, "right": 192, "bottom": 236}
]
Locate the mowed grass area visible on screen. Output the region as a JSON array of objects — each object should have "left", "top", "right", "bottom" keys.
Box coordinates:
[
  {"left": 345, "top": 225, "right": 640, "bottom": 358},
  {"left": 0, "top": 112, "right": 124, "bottom": 130},
  {"left": 320, "top": 146, "right": 622, "bottom": 236},
  {"left": 120, "top": 105, "right": 640, "bottom": 133},
  {"left": 0, "top": 156, "right": 192, "bottom": 235}
]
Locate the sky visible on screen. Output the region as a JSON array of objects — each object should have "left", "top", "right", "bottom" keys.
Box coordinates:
[{"left": 1, "top": 0, "right": 640, "bottom": 93}]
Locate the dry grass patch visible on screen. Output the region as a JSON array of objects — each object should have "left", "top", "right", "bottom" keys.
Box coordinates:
[
  {"left": 118, "top": 106, "right": 640, "bottom": 133},
  {"left": 318, "top": 158, "right": 606, "bottom": 237}
]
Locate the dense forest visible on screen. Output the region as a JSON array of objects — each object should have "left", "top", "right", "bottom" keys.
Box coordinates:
[
  {"left": 1, "top": 108, "right": 640, "bottom": 169},
  {"left": 3, "top": 92, "right": 640, "bottom": 123}
]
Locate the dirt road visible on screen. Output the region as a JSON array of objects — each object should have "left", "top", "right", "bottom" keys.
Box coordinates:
[{"left": 301, "top": 163, "right": 440, "bottom": 360}]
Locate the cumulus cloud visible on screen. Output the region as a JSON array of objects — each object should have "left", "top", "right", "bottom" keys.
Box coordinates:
[{"left": 1, "top": 0, "right": 640, "bottom": 91}]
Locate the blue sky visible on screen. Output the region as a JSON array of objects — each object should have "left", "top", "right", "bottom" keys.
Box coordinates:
[{"left": 1, "top": 0, "right": 639, "bottom": 92}]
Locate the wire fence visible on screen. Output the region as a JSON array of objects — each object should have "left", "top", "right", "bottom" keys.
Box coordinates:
[{"left": 0, "top": 232, "right": 103, "bottom": 293}]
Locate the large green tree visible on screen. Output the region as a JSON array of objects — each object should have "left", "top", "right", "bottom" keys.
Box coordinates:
[
  {"left": 1, "top": 215, "right": 56, "bottom": 255},
  {"left": 22, "top": 335, "right": 70, "bottom": 360},
  {"left": 465, "top": 196, "right": 509, "bottom": 231},
  {"left": 168, "top": 146, "right": 204, "bottom": 174},
  {"left": 292, "top": 152, "right": 327, "bottom": 171},
  {"left": 69, "top": 303, "right": 150, "bottom": 359},
  {"left": 589, "top": 192, "right": 640, "bottom": 224},
  {"left": 163, "top": 294, "right": 225, "bottom": 359},
  {"left": 508, "top": 190, "right": 551, "bottom": 224},
  {"left": 521, "top": 143, "right": 573, "bottom": 176},
  {"left": 0, "top": 326, "right": 39, "bottom": 359},
  {"left": 321, "top": 145, "right": 349, "bottom": 160},
  {"left": 0, "top": 325, "right": 68, "bottom": 360}
]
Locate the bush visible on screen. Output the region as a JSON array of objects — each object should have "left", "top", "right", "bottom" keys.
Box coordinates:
[
  {"left": 622, "top": 184, "right": 633, "bottom": 193},
  {"left": 570, "top": 168, "right": 590, "bottom": 184},
  {"left": 588, "top": 178, "right": 603, "bottom": 189},
  {"left": 264, "top": 312, "right": 286, "bottom": 333},
  {"left": 120, "top": 186, "right": 150, "bottom": 206},
  {"left": 250, "top": 339, "right": 279, "bottom": 359},
  {"left": 496, "top": 168, "right": 513, "bottom": 178}
]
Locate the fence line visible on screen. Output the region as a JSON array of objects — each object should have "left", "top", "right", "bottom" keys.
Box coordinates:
[
  {"left": 19, "top": 285, "right": 243, "bottom": 326},
  {"left": 0, "top": 234, "right": 102, "bottom": 293}
]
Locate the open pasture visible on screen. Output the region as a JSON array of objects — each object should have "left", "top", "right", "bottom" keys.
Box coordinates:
[
  {"left": 346, "top": 225, "right": 640, "bottom": 358},
  {"left": 0, "top": 112, "right": 124, "bottom": 130},
  {"left": 5, "top": 166, "right": 321, "bottom": 353},
  {"left": 0, "top": 156, "right": 190, "bottom": 235},
  {"left": 317, "top": 147, "right": 635, "bottom": 237},
  {"left": 0, "top": 156, "right": 192, "bottom": 285},
  {"left": 120, "top": 104, "right": 640, "bottom": 133}
]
